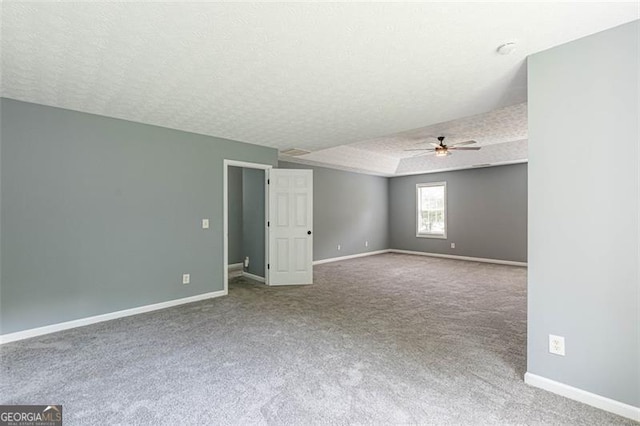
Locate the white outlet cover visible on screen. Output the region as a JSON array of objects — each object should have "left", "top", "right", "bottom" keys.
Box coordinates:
[
  {"left": 182, "top": 273, "right": 190, "bottom": 285},
  {"left": 337, "top": 244, "right": 341, "bottom": 251},
  {"left": 451, "top": 243, "right": 455, "bottom": 248},
  {"left": 549, "top": 334, "right": 565, "bottom": 356},
  {"left": 365, "top": 241, "right": 368, "bottom": 247},
  {"left": 202, "top": 219, "right": 209, "bottom": 229}
]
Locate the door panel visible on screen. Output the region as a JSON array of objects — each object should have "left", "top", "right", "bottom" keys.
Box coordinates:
[
  {"left": 295, "top": 193, "right": 308, "bottom": 226},
  {"left": 294, "top": 238, "right": 307, "bottom": 271},
  {"left": 276, "top": 193, "right": 289, "bottom": 226},
  {"left": 276, "top": 238, "right": 289, "bottom": 272},
  {"left": 268, "top": 169, "right": 313, "bottom": 285}
]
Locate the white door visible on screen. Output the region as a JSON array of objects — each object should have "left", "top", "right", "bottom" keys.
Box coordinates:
[{"left": 267, "top": 169, "right": 313, "bottom": 285}]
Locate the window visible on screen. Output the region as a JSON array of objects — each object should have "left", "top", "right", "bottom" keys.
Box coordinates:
[{"left": 416, "top": 182, "right": 447, "bottom": 238}]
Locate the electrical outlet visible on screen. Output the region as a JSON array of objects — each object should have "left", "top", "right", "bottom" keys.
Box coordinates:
[
  {"left": 365, "top": 241, "right": 369, "bottom": 247},
  {"left": 337, "top": 244, "right": 341, "bottom": 251},
  {"left": 182, "top": 274, "right": 190, "bottom": 285},
  {"left": 244, "top": 257, "right": 249, "bottom": 268},
  {"left": 451, "top": 243, "right": 455, "bottom": 249},
  {"left": 549, "top": 334, "right": 565, "bottom": 356},
  {"left": 202, "top": 219, "right": 209, "bottom": 229}
]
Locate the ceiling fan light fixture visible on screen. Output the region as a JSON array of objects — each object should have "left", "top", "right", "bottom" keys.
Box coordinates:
[{"left": 404, "top": 135, "right": 479, "bottom": 157}]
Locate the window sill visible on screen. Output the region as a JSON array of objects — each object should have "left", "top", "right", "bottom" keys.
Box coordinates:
[{"left": 416, "top": 233, "right": 447, "bottom": 239}]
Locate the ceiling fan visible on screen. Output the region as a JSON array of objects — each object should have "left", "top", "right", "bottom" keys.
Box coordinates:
[{"left": 405, "top": 136, "right": 481, "bottom": 157}]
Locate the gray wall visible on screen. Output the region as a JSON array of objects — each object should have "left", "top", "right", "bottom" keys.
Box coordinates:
[
  {"left": 279, "top": 162, "right": 389, "bottom": 261},
  {"left": 242, "top": 168, "right": 265, "bottom": 277},
  {"left": 528, "top": 21, "right": 639, "bottom": 407},
  {"left": 0, "top": 101, "right": 3, "bottom": 331},
  {"left": 0, "top": 98, "right": 278, "bottom": 335},
  {"left": 389, "top": 164, "right": 528, "bottom": 263},
  {"left": 227, "top": 166, "right": 243, "bottom": 264}
]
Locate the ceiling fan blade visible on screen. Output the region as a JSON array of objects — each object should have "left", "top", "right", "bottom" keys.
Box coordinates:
[
  {"left": 411, "top": 151, "right": 437, "bottom": 157},
  {"left": 449, "top": 140, "right": 477, "bottom": 146},
  {"left": 449, "top": 147, "right": 481, "bottom": 151},
  {"left": 404, "top": 148, "right": 436, "bottom": 152}
]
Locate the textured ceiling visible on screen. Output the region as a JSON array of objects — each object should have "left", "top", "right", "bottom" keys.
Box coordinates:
[
  {"left": 282, "top": 103, "right": 528, "bottom": 176},
  {"left": 1, "top": 2, "right": 638, "bottom": 175},
  {"left": 286, "top": 102, "right": 529, "bottom": 176}
]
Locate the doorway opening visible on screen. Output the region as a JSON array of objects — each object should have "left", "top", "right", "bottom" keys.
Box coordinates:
[{"left": 223, "top": 160, "right": 271, "bottom": 293}]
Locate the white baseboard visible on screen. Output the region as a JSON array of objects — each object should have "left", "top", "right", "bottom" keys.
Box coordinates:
[
  {"left": 0, "top": 290, "right": 227, "bottom": 345},
  {"left": 524, "top": 372, "right": 640, "bottom": 421},
  {"left": 228, "top": 262, "right": 243, "bottom": 271},
  {"left": 311, "top": 249, "right": 526, "bottom": 267},
  {"left": 313, "top": 249, "right": 391, "bottom": 265},
  {"left": 389, "top": 249, "right": 527, "bottom": 267},
  {"left": 242, "top": 271, "right": 265, "bottom": 283}
]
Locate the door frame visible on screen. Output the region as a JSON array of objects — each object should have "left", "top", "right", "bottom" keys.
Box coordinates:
[{"left": 223, "top": 159, "right": 272, "bottom": 293}]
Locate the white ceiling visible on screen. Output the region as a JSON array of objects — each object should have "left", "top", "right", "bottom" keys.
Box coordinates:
[
  {"left": 288, "top": 102, "right": 528, "bottom": 176},
  {"left": 2, "top": 2, "right": 638, "bottom": 175}
]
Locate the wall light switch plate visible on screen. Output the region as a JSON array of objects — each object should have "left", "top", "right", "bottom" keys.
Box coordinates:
[
  {"left": 337, "top": 244, "right": 341, "bottom": 251},
  {"left": 182, "top": 274, "right": 190, "bottom": 285},
  {"left": 549, "top": 334, "right": 565, "bottom": 356},
  {"left": 202, "top": 219, "right": 209, "bottom": 229},
  {"left": 451, "top": 243, "right": 455, "bottom": 249}
]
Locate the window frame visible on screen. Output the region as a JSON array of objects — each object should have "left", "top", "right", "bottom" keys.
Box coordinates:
[{"left": 416, "top": 181, "right": 447, "bottom": 239}]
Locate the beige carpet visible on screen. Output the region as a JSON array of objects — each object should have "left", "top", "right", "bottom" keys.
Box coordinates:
[{"left": 1, "top": 253, "right": 634, "bottom": 424}]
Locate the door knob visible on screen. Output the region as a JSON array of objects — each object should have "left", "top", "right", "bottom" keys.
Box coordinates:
[{"left": 307, "top": 230, "right": 312, "bottom": 235}]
